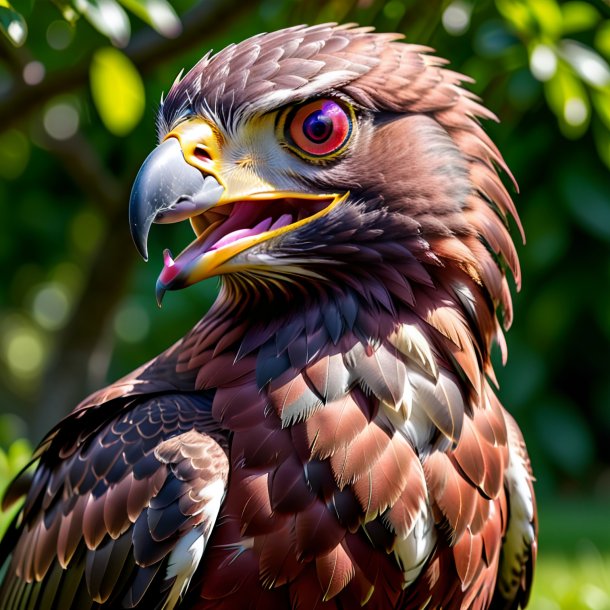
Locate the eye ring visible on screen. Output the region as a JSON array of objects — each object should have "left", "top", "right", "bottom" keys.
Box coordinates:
[{"left": 283, "top": 99, "right": 354, "bottom": 160}]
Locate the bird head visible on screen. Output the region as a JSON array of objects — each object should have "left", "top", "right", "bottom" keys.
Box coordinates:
[{"left": 130, "top": 24, "right": 521, "bottom": 336}]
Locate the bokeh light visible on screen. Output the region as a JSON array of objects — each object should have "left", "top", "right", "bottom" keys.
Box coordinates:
[
  {"left": 43, "top": 100, "right": 80, "bottom": 140},
  {"left": 530, "top": 44, "right": 558, "bottom": 81},
  {"left": 564, "top": 98, "right": 588, "bottom": 127},
  {"left": 114, "top": 302, "right": 150, "bottom": 343},
  {"left": 22, "top": 61, "right": 45, "bottom": 86},
  {"left": 382, "top": 0, "right": 405, "bottom": 21},
  {"left": 31, "top": 283, "right": 71, "bottom": 331},
  {"left": 1, "top": 317, "right": 46, "bottom": 380},
  {"left": 46, "top": 20, "right": 74, "bottom": 50},
  {"left": 442, "top": 1, "right": 471, "bottom": 36}
]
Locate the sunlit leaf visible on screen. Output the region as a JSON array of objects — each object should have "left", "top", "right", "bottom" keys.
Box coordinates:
[
  {"left": 0, "top": 0, "right": 27, "bottom": 46},
  {"left": 72, "top": 0, "right": 130, "bottom": 47},
  {"left": 595, "top": 20, "right": 610, "bottom": 59},
  {"left": 528, "top": 0, "right": 562, "bottom": 40},
  {"left": 545, "top": 63, "right": 590, "bottom": 137},
  {"left": 0, "top": 439, "right": 31, "bottom": 537},
  {"left": 51, "top": 0, "right": 79, "bottom": 23},
  {"left": 117, "top": 0, "right": 181, "bottom": 38},
  {"left": 7, "top": 438, "right": 31, "bottom": 470},
  {"left": 530, "top": 42, "right": 558, "bottom": 81},
  {"left": 560, "top": 1, "right": 600, "bottom": 35},
  {"left": 531, "top": 547, "right": 610, "bottom": 610},
  {"left": 90, "top": 47, "right": 145, "bottom": 136},
  {"left": 496, "top": 0, "right": 535, "bottom": 35},
  {"left": 561, "top": 40, "right": 610, "bottom": 88}
]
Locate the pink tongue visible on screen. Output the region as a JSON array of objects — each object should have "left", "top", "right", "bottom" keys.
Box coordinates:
[
  {"left": 210, "top": 216, "right": 274, "bottom": 251},
  {"left": 159, "top": 249, "right": 181, "bottom": 284}
]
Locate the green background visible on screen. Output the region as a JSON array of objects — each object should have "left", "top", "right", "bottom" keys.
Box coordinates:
[{"left": 1, "top": 0, "right": 609, "bottom": 607}]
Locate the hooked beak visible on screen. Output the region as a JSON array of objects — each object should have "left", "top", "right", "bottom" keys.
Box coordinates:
[
  {"left": 129, "top": 118, "right": 344, "bottom": 304},
  {"left": 129, "top": 137, "right": 224, "bottom": 261}
]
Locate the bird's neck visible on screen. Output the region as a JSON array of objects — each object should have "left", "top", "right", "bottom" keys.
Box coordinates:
[
  {"left": 165, "top": 249, "right": 498, "bottom": 413},
  {"left": 171, "top": 282, "right": 395, "bottom": 389}
]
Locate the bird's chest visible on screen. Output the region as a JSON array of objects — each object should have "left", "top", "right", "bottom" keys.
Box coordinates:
[{"left": 196, "top": 327, "right": 442, "bottom": 606}]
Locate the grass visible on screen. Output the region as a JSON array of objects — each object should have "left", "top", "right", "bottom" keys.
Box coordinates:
[
  {"left": 531, "top": 549, "right": 610, "bottom": 610},
  {"left": 531, "top": 499, "right": 610, "bottom": 610}
]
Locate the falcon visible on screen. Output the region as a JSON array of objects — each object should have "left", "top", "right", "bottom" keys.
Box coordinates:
[{"left": 0, "top": 24, "right": 537, "bottom": 610}]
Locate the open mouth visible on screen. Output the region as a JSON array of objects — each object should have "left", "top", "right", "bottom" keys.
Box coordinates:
[
  {"left": 192, "top": 197, "right": 333, "bottom": 247},
  {"left": 129, "top": 136, "right": 346, "bottom": 300},
  {"left": 158, "top": 194, "right": 341, "bottom": 288}
]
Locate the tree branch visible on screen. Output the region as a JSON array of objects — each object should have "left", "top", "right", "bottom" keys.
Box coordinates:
[{"left": 0, "top": 0, "right": 255, "bottom": 131}]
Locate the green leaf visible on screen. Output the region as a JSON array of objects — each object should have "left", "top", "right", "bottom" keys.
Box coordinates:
[
  {"left": 7, "top": 438, "right": 31, "bottom": 470},
  {"left": 592, "top": 87, "right": 610, "bottom": 129},
  {"left": 90, "top": 47, "right": 145, "bottom": 136},
  {"left": 545, "top": 63, "right": 590, "bottom": 137},
  {"left": 72, "top": 0, "right": 130, "bottom": 46},
  {"left": 0, "top": 1, "right": 27, "bottom": 46},
  {"left": 529, "top": 0, "right": 563, "bottom": 40},
  {"left": 595, "top": 20, "right": 610, "bottom": 59},
  {"left": 561, "top": 40, "right": 610, "bottom": 89},
  {"left": 561, "top": 1, "right": 600, "bottom": 35},
  {"left": 51, "top": 0, "right": 79, "bottom": 24},
  {"left": 496, "top": 0, "right": 535, "bottom": 35},
  {"left": 117, "top": 0, "right": 181, "bottom": 38}
]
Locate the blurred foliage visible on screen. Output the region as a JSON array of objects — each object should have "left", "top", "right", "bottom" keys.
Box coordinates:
[
  {"left": 528, "top": 499, "right": 610, "bottom": 607},
  {"left": 531, "top": 548, "right": 610, "bottom": 609},
  {"left": 0, "top": 415, "right": 32, "bottom": 537},
  {"left": 0, "top": 0, "right": 609, "bottom": 527}
]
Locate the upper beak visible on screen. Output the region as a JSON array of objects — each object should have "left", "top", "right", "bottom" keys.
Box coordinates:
[{"left": 128, "top": 137, "right": 224, "bottom": 260}]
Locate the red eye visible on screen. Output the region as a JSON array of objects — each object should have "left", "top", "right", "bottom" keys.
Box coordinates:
[{"left": 288, "top": 99, "right": 352, "bottom": 157}]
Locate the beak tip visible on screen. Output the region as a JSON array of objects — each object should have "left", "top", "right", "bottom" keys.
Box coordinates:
[
  {"left": 129, "top": 213, "right": 151, "bottom": 262},
  {"left": 155, "top": 280, "right": 167, "bottom": 308},
  {"left": 138, "top": 243, "right": 150, "bottom": 262}
]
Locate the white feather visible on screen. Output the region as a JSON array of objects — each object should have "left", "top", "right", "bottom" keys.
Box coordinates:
[
  {"left": 393, "top": 504, "right": 436, "bottom": 587},
  {"left": 497, "top": 419, "right": 536, "bottom": 599},
  {"left": 162, "top": 478, "right": 226, "bottom": 610}
]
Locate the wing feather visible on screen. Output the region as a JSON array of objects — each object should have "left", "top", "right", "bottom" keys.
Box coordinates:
[{"left": 0, "top": 392, "right": 228, "bottom": 610}]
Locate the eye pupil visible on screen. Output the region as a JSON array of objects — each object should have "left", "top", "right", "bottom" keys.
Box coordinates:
[{"left": 304, "top": 111, "right": 332, "bottom": 143}]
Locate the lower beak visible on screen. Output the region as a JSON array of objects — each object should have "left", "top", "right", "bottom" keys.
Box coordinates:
[{"left": 128, "top": 138, "right": 224, "bottom": 261}]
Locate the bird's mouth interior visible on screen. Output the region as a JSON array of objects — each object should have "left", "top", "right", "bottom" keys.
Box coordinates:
[
  {"left": 192, "top": 197, "right": 333, "bottom": 249},
  {"left": 160, "top": 194, "right": 340, "bottom": 278}
]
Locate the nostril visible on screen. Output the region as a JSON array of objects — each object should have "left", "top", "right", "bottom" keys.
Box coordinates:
[{"left": 194, "top": 146, "right": 212, "bottom": 162}]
